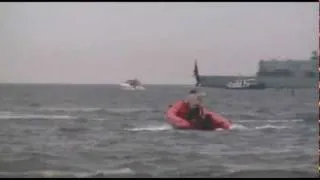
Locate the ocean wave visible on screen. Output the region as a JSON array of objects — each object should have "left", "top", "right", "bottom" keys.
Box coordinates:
[
  {"left": 254, "top": 124, "right": 288, "bottom": 130},
  {"left": 0, "top": 151, "right": 63, "bottom": 163},
  {"left": 105, "top": 108, "right": 154, "bottom": 114},
  {"left": 131, "top": 123, "right": 291, "bottom": 132},
  {"left": 0, "top": 113, "right": 76, "bottom": 120},
  {"left": 217, "top": 169, "right": 316, "bottom": 178},
  {"left": 38, "top": 107, "right": 101, "bottom": 113},
  {"left": 295, "top": 113, "right": 317, "bottom": 122},
  {"left": 219, "top": 112, "right": 261, "bottom": 119},
  {"left": 125, "top": 124, "right": 172, "bottom": 132},
  {"left": 28, "top": 102, "right": 41, "bottom": 108},
  {"left": 34, "top": 107, "right": 154, "bottom": 115},
  {"left": 0, "top": 111, "right": 14, "bottom": 116},
  {"left": 230, "top": 123, "right": 290, "bottom": 131},
  {"left": 0, "top": 111, "right": 112, "bottom": 122},
  {"left": 0, "top": 168, "right": 314, "bottom": 178},
  {"left": 0, "top": 168, "right": 135, "bottom": 178},
  {"left": 57, "top": 126, "right": 89, "bottom": 133},
  {"left": 236, "top": 119, "right": 304, "bottom": 123}
]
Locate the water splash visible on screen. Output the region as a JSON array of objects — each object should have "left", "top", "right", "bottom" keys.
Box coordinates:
[
  {"left": 230, "top": 124, "right": 249, "bottom": 130},
  {"left": 125, "top": 124, "right": 172, "bottom": 132}
]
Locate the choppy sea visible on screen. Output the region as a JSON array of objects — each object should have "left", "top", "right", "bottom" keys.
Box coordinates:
[{"left": 0, "top": 84, "right": 317, "bottom": 177}]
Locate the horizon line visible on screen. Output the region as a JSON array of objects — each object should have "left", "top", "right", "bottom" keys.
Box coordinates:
[{"left": 0, "top": 82, "right": 195, "bottom": 86}]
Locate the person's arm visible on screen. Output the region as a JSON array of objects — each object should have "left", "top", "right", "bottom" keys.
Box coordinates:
[{"left": 166, "top": 101, "right": 191, "bottom": 129}]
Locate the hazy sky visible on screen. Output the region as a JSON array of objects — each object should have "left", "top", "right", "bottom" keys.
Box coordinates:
[{"left": 0, "top": 2, "right": 318, "bottom": 84}]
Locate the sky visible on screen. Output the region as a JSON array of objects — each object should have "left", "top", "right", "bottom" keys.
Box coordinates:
[{"left": 0, "top": 2, "right": 318, "bottom": 84}]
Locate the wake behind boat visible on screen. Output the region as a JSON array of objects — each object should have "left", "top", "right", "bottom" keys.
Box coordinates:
[{"left": 120, "top": 79, "right": 146, "bottom": 91}]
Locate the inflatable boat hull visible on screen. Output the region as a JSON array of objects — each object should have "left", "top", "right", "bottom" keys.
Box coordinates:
[{"left": 166, "top": 101, "right": 232, "bottom": 130}]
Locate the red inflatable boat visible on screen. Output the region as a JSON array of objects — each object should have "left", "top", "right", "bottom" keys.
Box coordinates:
[{"left": 166, "top": 100, "right": 232, "bottom": 130}]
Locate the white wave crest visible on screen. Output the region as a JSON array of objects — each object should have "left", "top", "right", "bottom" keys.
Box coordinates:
[
  {"left": 125, "top": 124, "right": 172, "bottom": 132},
  {"left": 0, "top": 112, "right": 76, "bottom": 120},
  {"left": 0, "top": 168, "right": 135, "bottom": 178}
]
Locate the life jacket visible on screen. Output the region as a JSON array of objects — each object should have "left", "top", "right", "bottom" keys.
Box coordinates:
[{"left": 176, "top": 101, "right": 191, "bottom": 119}]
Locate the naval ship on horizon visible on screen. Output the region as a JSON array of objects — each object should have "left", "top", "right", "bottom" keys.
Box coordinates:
[{"left": 193, "top": 51, "right": 318, "bottom": 89}]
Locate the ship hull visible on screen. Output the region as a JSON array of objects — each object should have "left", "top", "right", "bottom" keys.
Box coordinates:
[
  {"left": 225, "top": 84, "right": 266, "bottom": 90},
  {"left": 120, "top": 83, "right": 146, "bottom": 91},
  {"left": 199, "top": 75, "right": 317, "bottom": 89}
]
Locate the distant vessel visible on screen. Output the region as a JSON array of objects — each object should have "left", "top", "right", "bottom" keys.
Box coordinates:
[
  {"left": 225, "top": 78, "right": 266, "bottom": 90},
  {"left": 120, "top": 79, "right": 145, "bottom": 91},
  {"left": 193, "top": 51, "right": 318, "bottom": 89}
]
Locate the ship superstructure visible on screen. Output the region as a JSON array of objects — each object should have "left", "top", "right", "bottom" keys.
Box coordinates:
[{"left": 194, "top": 51, "right": 318, "bottom": 89}]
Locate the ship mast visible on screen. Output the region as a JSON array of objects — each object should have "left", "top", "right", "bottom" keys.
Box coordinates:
[{"left": 193, "top": 59, "right": 201, "bottom": 87}]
